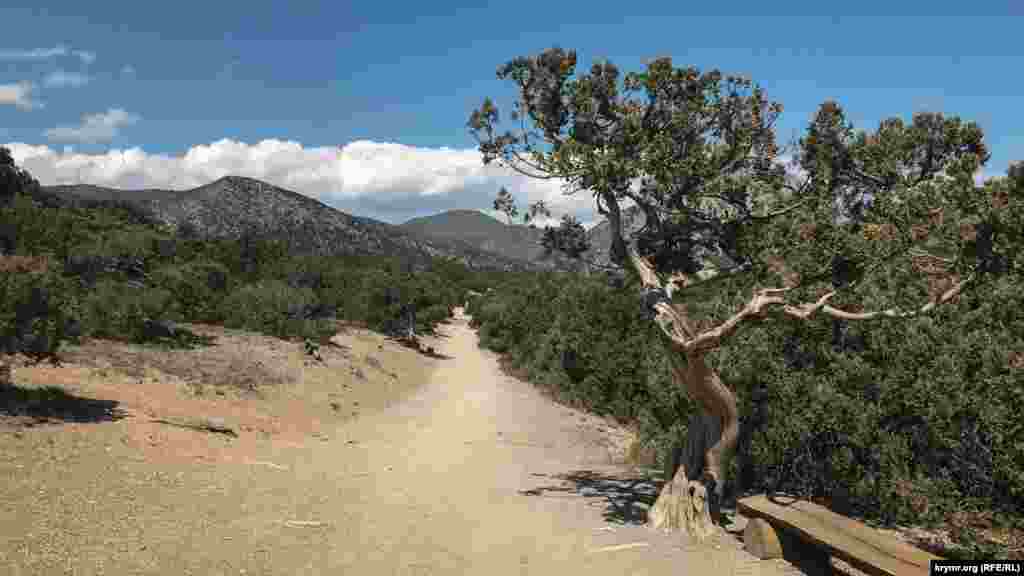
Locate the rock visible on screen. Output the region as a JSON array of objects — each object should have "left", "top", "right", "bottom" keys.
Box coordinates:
[
  {"left": 65, "top": 318, "right": 82, "bottom": 339},
  {"left": 205, "top": 268, "right": 227, "bottom": 292},
  {"left": 141, "top": 318, "right": 178, "bottom": 340},
  {"left": 151, "top": 238, "right": 177, "bottom": 260},
  {"left": 18, "top": 332, "right": 50, "bottom": 356},
  {"left": 203, "top": 417, "right": 230, "bottom": 431},
  {"left": 116, "top": 256, "right": 146, "bottom": 279}
]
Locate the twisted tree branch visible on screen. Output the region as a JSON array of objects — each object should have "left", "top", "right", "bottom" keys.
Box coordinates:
[{"left": 629, "top": 244, "right": 974, "bottom": 355}]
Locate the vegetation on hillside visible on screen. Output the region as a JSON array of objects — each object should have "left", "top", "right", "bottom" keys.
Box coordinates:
[{"left": 0, "top": 147, "right": 505, "bottom": 369}]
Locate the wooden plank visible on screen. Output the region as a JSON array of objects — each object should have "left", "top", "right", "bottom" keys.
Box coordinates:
[{"left": 737, "top": 494, "right": 942, "bottom": 576}]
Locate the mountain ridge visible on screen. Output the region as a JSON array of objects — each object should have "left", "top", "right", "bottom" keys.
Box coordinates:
[
  {"left": 398, "top": 205, "right": 649, "bottom": 274},
  {"left": 38, "top": 175, "right": 649, "bottom": 274},
  {"left": 38, "top": 176, "right": 553, "bottom": 272}
]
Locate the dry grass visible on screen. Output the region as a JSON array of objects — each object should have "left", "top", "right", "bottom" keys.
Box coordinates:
[{"left": 53, "top": 323, "right": 302, "bottom": 395}]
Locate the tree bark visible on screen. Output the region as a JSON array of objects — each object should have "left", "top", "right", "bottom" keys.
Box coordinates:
[
  {"left": 647, "top": 347, "right": 738, "bottom": 541},
  {"left": 599, "top": 191, "right": 739, "bottom": 541}
]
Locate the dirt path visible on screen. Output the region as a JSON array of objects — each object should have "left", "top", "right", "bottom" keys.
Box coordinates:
[{"left": 1, "top": 310, "right": 805, "bottom": 575}]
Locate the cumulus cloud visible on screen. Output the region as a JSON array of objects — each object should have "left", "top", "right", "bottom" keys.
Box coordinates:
[
  {"left": 44, "top": 108, "right": 140, "bottom": 144},
  {"left": 3, "top": 138, "right": 597, "bottom": 226},
  {"left": 43, "top": 69, "right": 90, "bottom": 88},
  {"left": 0, "top": 82, "right": 42, "bottom": 110},
  {"left": 0, "top": 45, "right": 68, "bottom": 60},
  {"left": 1, "top": 138, "right": 832, "bottom": 227}
]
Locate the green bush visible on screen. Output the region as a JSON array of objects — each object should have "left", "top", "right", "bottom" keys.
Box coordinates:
[
  {"left": 417, "top": 304, "right": 451, "bottom": 332},
  {"left": 468, "top": 265, "right": 1024, "bottom": 550},
  {"left": 149, "top": 260, "right": 232, "bottom": 323},
  {"left": 0, "top": 262, "right": 81, "bottom": 362},
  {"left": 220, "top": 280, "right": 336, "bottom": 342},
  {"left": 78, "top": 279, "right": 180, "bottom": 343}
]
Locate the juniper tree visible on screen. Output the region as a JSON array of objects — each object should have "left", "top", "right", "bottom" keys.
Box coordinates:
[
  {"left": 493, "top": 186, "right": 518, "bottom": 225},
  {"left": 468, "top": 47, "right": 1023, "bottom": 539}
]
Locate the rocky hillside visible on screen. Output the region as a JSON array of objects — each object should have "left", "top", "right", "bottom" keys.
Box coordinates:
[
  {"left": 580, "top": 205, "right": 645, "bottom": 272},
  {"left": 401, "top": 206, "right": 661, "bottom": 275},
  {"left": 581, "top": 205, "right": 731, "bottom": 274},
  {"left": 399, "top": 209, "right": 580, "bottom": 271},
  {"left": 39, "top": 177, "right": 545, "bottom": 272}
]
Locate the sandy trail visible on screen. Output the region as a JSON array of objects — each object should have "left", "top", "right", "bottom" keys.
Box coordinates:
[{"left": 1, "top": 310, "right": 803, "bottom": 575}]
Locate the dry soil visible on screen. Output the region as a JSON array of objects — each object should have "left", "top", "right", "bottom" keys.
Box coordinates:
[{"left": 0, "top": 310, "right": 807, "bottom": 575}]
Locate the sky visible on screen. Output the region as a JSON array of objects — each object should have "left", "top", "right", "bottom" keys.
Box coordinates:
[{"left": 1, "top": 1, "right": 1021, "bottom": 228}]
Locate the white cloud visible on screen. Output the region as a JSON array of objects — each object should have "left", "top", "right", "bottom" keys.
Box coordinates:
[
  {"left": 0, "top": 82, "right": 42, "bottom": 110},
  {"left": 43, "top": 69, "right": 90, "bottom": 88},
  {"left": 2, "top": 138, "right": 596, "bottom": 225},
  {"left": 73, "top": 50, "right": 96, "bottom": 64},
  {"left": 0, "top": 45, "right": 68, "bottom": 60},
  {"left": 120, "top": 65, "right": 136, "bottom": 77},
  {"left": 0, "top": 139, "right": 828, "bottom": 227},
  {"left": 0, "top": 45, "right": 94, "bottom": 64},
  {"left": 44, "top": 108, "right": 140, "bottom": 144}
]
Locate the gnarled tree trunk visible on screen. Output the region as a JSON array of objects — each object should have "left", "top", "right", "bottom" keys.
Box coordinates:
[
  {"left": 602, "top": 194, "right": 740, "bottom": 541},
  {"left": 617, "top": 242, "right": 738, "bottom": 541},
  {"left": 646, "top": 331, "right": 739, "bottom": 541}
]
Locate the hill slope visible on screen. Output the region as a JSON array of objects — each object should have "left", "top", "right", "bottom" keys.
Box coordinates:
[
  {"left": 400, "top": 210, "right": 561, "bottom": 265},
  {"left": 39, "top": 177, "right": 544, "bottom": 272},
  {"left": 400, "top": 207, "right": 660, "bottom": 275}
]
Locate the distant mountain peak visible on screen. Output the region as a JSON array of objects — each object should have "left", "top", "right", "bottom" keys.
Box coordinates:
[
  {"left": 399, "top": 209, "right": 578, "bottom": 270},
  {"left": 210, "top": 175, "right": 274, "bottom": 188}
]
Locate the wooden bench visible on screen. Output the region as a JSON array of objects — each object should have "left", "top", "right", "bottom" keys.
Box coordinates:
[{"left": 737, "top": 494, "right": 942, "bottom": 576}]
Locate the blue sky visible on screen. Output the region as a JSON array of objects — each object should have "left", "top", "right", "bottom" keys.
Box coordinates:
[{"left": 1, "top": 0, "right": 1021, "bottom": 226}]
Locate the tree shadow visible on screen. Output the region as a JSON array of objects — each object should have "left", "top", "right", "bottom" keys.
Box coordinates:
[
  {"left": 388, "top": 336, "right": 455, "bottom": 360},
  {"left": 520, "top": 469, "right": 664, "bottom": 525},
  {"left": 420, "top": 347, "right": 455, "bottom": 360},
  {"left": 0, "top": 383, "right": 128, "bottom": 424}
]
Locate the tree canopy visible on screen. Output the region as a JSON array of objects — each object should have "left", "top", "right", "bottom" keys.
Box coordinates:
[{"left": 469, "top": 48, "right": 1022, "bottom": 346}]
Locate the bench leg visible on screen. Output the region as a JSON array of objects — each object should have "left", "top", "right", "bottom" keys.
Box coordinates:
[
  {"left": 745, "top": 519, "right": 833, "bottom": 575},
  {"left": 778, "top": 531, "right": 833, "bottom": 576}
]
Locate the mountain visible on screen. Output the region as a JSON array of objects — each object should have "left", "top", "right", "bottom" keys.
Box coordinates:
[
  {"left": 580, "top": 205, "right": 646, "bottom": 272},
  {"left": 399, "top": 210, "right": 576, "bottom": 269},
  {"left": 400, "top": 207, "right": 650, "bottom": 274},
  {"left": 582, "top": 205, "right": 737, "bottom": 274},
  {"left": 38, "top": 177, "right": 547, "bottom": 272}
]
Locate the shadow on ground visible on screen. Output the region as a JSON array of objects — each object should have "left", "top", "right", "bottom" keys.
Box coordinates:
[
  {"left": 389, "top": 337, "right": 455, "bottom": 360},
  {"left": 521, "top": 470, "right": 838, "bottom": 575},
  {"left": 520, "top": 469, "right": 665, "bottom": 525},
  {"left": 0, "top": 382, "right": 128, "bottom": 424}
]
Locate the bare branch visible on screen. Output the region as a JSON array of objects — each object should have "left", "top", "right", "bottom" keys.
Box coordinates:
[
  {"left": 818, "top": 275, "right": 971, "bottom": 319},
  {"left": 666, "top": 263, "right": 752, "bottom": 297},
  {"left": 627, "top": 244, "right": 975, "bottom": 355}
]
